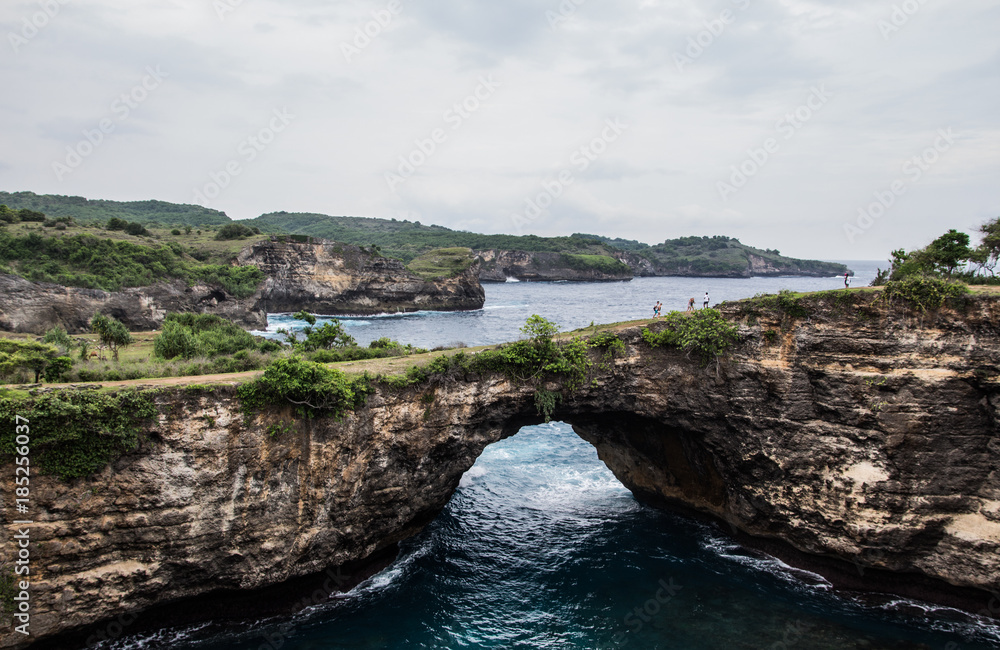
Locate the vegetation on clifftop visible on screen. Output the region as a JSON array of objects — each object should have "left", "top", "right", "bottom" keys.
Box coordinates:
[
  {"left": 0, "top": 228, "right": 265, "bottom": 297},
  {"left": 406, "top": 247, "right": 476, "bottom": 280},
  {"left": 577, "top": 233, "right": 847, "bottom": 277},
  {"left": 0, "top": 389, "right": 157, "bottom": 479}
]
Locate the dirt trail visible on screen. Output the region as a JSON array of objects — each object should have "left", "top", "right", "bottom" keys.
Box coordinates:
[{"left": 8, "top": 319, "right": 657, "bottom": 392}]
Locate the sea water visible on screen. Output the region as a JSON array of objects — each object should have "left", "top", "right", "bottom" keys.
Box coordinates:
[{"left": 99, "top": 263, "right": 1000, "bottom": 649}]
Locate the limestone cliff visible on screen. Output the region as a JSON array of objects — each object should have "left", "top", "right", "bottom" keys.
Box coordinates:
[
  {"left": 239, "top": 239, "right": 485, "bottom": 314},
  {"left": 0, "top": 238, "right": 485, "bottom": 334},
  {"left": 0, "top": 274, "right": 265, "bottom": 334},
  {"left": 476, "top": 249, "right": 632, "bottom": 282},
  {"left": 2, "top": 293, "right": 999, "bottom": 647}
]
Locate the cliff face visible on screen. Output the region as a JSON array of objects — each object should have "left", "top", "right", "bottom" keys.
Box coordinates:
[
  {"left": 0, "top": 274, "right": 265, "bottom": 334},
  {"left": 2, "top": 295, "right": 999, "bottom": 647},
  {"left": 476, "top": 249, "right": 632, "bottom": 282},
  {"left": 473, "top": 249, "right": 843, "bottom": 281},
  {"left": 240, "top": 240, "right": 485, "bottom": 314},
  {"left": 0, "top": 239, "right": 486, "bottom": 334}
]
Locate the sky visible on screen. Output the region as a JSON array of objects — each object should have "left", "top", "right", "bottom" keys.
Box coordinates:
[{"left": 1, "top": 0, "right": 998, "bottom": 261}]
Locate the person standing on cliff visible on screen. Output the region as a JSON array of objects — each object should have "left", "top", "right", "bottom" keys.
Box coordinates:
[
  {"left": 703, "top": 292, "right": 710, "bottom": 309},
  {"left": 687, "top": 297, "right": 695, "bottom": 312},
  {"left": 844, "top": 272, "right": 850, "bottom": 289},
  {"left": 652, "top": 301, "right": 662, "bottom": 318}
]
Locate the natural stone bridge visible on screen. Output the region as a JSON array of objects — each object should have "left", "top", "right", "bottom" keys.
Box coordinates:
[{"left": 3, "top": 294, "right": 999, "bottom": 648}]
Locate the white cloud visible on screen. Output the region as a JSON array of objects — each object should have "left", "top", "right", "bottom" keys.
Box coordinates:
[{"left": 0, "top": 0, "right": 997, "bottom": 260}]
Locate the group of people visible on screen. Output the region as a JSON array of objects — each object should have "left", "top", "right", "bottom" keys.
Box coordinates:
[{"left": 652, "top": 292, "right": 710, "bottom": 318}]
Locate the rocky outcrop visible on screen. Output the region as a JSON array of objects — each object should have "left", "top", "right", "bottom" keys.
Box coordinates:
[
  {"left": 476, "top": 249, "right": 632, "bottom": 282},
  {"left": 2, "top": 294, "right": 999, "bottom": 647},
  {"left": 0, "top": 238, "right": 486, "bottom": 334},
  {"left": 0, "top": 275, "right": 265, "bottom": 334},
  {"left": 240, "top": 239, "right": 485, "bottom": 314}
]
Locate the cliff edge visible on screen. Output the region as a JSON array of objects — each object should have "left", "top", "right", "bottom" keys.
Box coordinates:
[{"left": 2, "top": 292, "right": 998, "bottom": 647}]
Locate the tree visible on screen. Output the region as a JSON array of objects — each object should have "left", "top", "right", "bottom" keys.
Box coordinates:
[
  {"left": 278, "top": 311, "right": 356, "bottom": 351},
  {"left": 520, "top": 315, "right": 559, "bottom": 343},
  {"left": 0, "top": 339, "right": 71, "bottom": 383},
  {"left": 106, "top": 217, "right": 128, "bottom": 231},
  {"left": 973, "top": 217, "right": 1000, "bottom": 277},
  {"left": 926, "top": 229, "right": 972, "bottom": 276},
  {"left": 124, "top": 222, "right": 149, "bottom": 236},
  {"left": 90, "top": 313, "right": 133, "bottom": 362}
]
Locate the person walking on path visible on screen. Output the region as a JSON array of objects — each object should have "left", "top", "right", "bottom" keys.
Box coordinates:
[
  {"left": 687, "top": 297, "right": 695, "bottom": 312},
  {"left": 703, "top": 292, "right": 710, "bottom": 309},
  {"left": 652, "top": 301, "right": 662, "bottom": 318}
]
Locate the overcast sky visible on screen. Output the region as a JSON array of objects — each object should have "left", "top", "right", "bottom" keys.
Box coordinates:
[{"left": 1, "top": 0, "right": 997, "bottom": 261}]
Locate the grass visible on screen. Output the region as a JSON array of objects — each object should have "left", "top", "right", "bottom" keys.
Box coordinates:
[
  {"left": 0, "top": 220, "right": 268, "bottom": 266},
  {"left": 558, "top": 253, "right": 631, "bottom": 275},
  {"left": 406, "top": 247, "right": 476, "bottom": 280}
]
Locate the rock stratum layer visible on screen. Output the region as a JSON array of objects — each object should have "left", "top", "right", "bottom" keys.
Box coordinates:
[
  {"left": 0, "top": 274, "right": 266, "bottom": 334},
  {"left": 2, "top": 294, "right": 999, "bottom": 647},
  {"left": 0, "top": 238, "right": 485, "bottom": 334},
  {"left": 239, "top": 239, "right": 484, "bottom": 315}
]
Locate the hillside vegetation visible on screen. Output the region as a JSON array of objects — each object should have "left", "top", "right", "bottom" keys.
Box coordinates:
[
  {"left": 1, "top": 192, "right": 846, "bottom": 278},
  {"left": 576, "top": 233, "right": 846, "bottom": 276},
  {"left": 0, "top": 216, "right": 267, "bottom": 296},
  {"left": 250, "top": 212, "right": 619, "bottom": 263},
  {"left": 0, "top": 191, "right": 231, "bottom": 228}
]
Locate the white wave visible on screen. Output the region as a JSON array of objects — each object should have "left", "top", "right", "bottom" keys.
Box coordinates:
[{"left": 460, "top": 465, "right": 488, "bottom": 487}]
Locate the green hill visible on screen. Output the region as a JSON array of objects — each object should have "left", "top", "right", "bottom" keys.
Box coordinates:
[
  {"left": 250, "top": 212, "right": 616, "bottom": 263},
  {"left": 576, "top": 233, "right": 846, "bottom": 277},
  {"left": 0, "top": 193, "right": 846, "bottom": 278},
  {"left": 0, "top": 191, "right": 231, "bottom": 228}
]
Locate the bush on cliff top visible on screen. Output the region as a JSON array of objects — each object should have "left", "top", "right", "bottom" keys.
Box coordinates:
[
  {"left": 236, "top": 355, "right": 373, "bottom": 420},
  {"left": 881, "top": 275, "right": 969, "bottom": 311},
  {"left": 0, "top": 389, "right": 157, "bottom": 480},
  {"left": 154, "top": 313, "right": 280, "bottom": 360},
  {"left": 641, "top": 308, "right": 739, "bottom": 365}
]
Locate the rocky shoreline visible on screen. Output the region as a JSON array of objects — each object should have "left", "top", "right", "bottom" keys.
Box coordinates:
[{"left": 0, "top": 238, "right": 485, "bottom": 334}]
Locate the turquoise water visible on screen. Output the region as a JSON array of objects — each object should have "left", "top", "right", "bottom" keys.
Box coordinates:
[
  {"left": 257, "top": 263, "right": 880, "bottom": 349},
  {"left": 96, "top": 264, "right": 1000, "bottom": 649},
  {"left": 105, "top": 425, "right": 1000, "bottom": 649}
]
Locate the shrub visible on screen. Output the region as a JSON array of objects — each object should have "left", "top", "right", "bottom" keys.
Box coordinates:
[
  {"left": 0, "top": 339, "right": 68, "bottom": 383},
  {"left": 124, "top": 222, "right": 149, "bottom": 236},
  {"left": 236, "top": 356, "right": 372, "bottom": 419},
  {"left": 215, "top": 223, "right": 259, "bottom": 240},
  {"left": 641, "top": 309, "right": 739, "bottom": 365},
  {"left": 0, "top": 389, "right": 157, "bottom": 479},
  {"left": 42, "top": 326, "right": 74, "bottom": 353},
  {"left": 882, "top": 275, "right": 970, "bottom": 311},
  {"left": 153, "top": 313, "right": 272, "bottom": 360}
]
